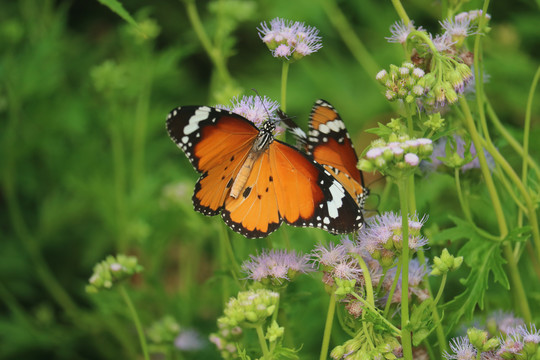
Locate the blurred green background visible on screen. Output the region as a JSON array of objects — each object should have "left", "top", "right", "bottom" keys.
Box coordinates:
[{"left": 1, "top": 0, "right": 539, "bottom": 358}]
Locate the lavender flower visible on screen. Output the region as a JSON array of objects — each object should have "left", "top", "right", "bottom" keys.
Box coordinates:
[
  {"left": 258, "top": 18, "right": 322, "bottom": 59},
  {"left": 518, "top": 324, "right": 540, "bottom": 344},
  {"left": 333, "top": 259, "right": 362, "bottom": 280},
  {"left": 174, "top": 329, "right": 205, "bottom": 351},
  {"left": 357, "top": 212, "right": 428, "bottom": 259},
  {"left": 431, "top": 33, "right": 456, "bottom": 53},
  {"left": 242, "top": 249, "right": 312, "bottom": 283},
  {"left": 443, "top": 336, "right": 477, "bottom": 360},
  {"left": 441, "top": 17, "right": 476, "bottom": 39},
  {"left": 425, "top": 135, "right": 495, "bottom": 172},
  {"left": 488, "top": 311, "right": 525, "bottom": 334},
  {"left": 386, "top": 20, "right": 420, "bottom": 44},
  {"left": 312, "top": 242, "right": 349, "bottom": 268},
  {"left": 217, "top": 95, "right": 284, "bottom": 134}
]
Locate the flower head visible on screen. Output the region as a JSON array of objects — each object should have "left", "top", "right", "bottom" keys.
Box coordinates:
[
  {"left": 386, "top": 20, "right": 419, "bottom": 44},
  {"left": 312, "top": 242, "right": 349, "bottom": 268},
  {"left": 217, "top": 95, "right": 283, "bottom": 134},
  {"left": 242, "top": 249, "right": 312, "bottom": 283},
  {"left": 443, "top": 336, "right": 477, "bottom": 360},
  {"left": 258, "top": 18, "right": 322, "bottom": 59},
  {"left": 441, "top": 17, "right": 476, "bottom": 39}
]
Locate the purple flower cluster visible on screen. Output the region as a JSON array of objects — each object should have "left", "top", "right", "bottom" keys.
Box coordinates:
[
  {"left": 258, "top": 18, "right": 322, "bottom": 59},
  {"left": 217, "top": 95, "right": 284, "bottom": 134},
  {"left": 382, "top": 259, "right": 430, "bottom": 304},
  {"left": 425, "top": 135, "right": 495, "bottom": 172},
  {"left": 242, "top": 249, "right": 313, "bottom": 283}
]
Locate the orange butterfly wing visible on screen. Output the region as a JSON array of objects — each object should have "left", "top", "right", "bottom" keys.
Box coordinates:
[
  {"left": 308, "top": 99, "right": 368, "bottom": 206},
  {"left": 167, "top": 106, "right": 258, "bottom": 215},
  {"left": 167, "top": 105, "right": 363, "bottom": 238}
]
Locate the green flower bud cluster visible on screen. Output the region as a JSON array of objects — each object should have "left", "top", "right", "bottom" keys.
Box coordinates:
[
  {"left": 209, "top": 321, "right": 243, "bottom": 360},
  {"left": 331, "top": 332, "right": 402, "bottom": 360},
  {"left": 358, "top": 135, "right": 433, "bottom": 176},
  {"left": 147, "top": 316, "right": 181, "bottom": 345},
  {"left": 467, "top": 328, "right": 499, "bottom": 353},
  {"left": 265, "top": 321, "right": 284, "bottom": 342},
  {"left": 220, "top": 289, "right": 279, "bottom": 328},
  {"left": 423, "top": 112, "right": 445, "bottom": 132},
  {"left": 420, "top": 56, "right": 473, "bottom": 109},
  {"left": 430, "top": 249, "right": 463, "bottom": 276},
  {"left": 86, "top": 254, "right": 143, "bottom": 293},
  {"left": 376, "top": 62, "right": 426, "bottom": 104}
]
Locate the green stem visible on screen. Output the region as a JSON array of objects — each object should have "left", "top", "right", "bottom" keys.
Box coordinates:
[
  {"left": 397, "top": 178, "right": 413, "bottom": 360},
  {"left": 221, "top": 224, "right": 242, "bottom": 287},
  {"left": 349, "top": 292, "right": 401, "bottom": 335},
  {"left": 119, "top": 286, "right": 150, "bottom": 360},
  {"left": 391, "top": 0, "right": 411, "bottom": 24},
  {"left": 319, "top": 291, "right": 337, "bottom": 360},
  {"left": 520, "top": 64, "right": 540, "bottom": 218},
  {"left": 280, "top": 61, "right": 289, "bottom": 112},
  {"left": 485, "top": 98, "right": 540, "bottom": 179},
  {"left": 184, "top": 0, "right": 232, "bottom": 84},
  {"left": 459, "top": 97, "right": 532, "bottom": 322},
  {"left": 455, "top": 168, "right": 473, "bottom": 222},
  {"left": 479, "top": 136, "right": 540, "bottom": 263},
  {"left": 455, "top": 169, "right": 500, "bottom": 241},
  {"left": 321, "top": 0, "right": 381, "bottom": 80},
  {"left": 473, "top": 0, "right": 490, "bottom": 142},
  {"left": 383, "top": 261, "right": 402, "bottom": 318},
  {"left": 256, "top": 324, "right": 270, "bottom": 359},
  {"left": 432, "top": 273, "right": 447, "bottom": 307},
  {"left": 352, "top": 255, "right": 375, "bottom": 306}
]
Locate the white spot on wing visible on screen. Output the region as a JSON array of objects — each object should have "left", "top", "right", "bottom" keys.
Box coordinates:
[
  {"left": 184, "top": 107, "right": 211, "bottom": 135},
  {"left": 182, "top": 136, "right": 189, "bottom": 144},
  {"left": 327, "top": 180, "right": 345, "bottom": 218}
]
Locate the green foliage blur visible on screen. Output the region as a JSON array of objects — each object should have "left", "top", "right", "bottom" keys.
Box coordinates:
[{"left": 1, "top": 0, "right": 539, "bottom": 359}]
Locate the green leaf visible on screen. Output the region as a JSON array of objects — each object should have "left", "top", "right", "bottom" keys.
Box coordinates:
[
  {"left": 439, "top": 217, "right": 508, "bottom": 332},
  {"left": 408, "top": 299, "right": 437, "bottom": 346},
  {"left": 504, "top": 226, "right": 531, "bottom": 243},
  {"left": 96, "top": 0, "right": 140, "bottom": 31},
  {"left": 364, "top": 122, "right": 394, "bottom": 138}
]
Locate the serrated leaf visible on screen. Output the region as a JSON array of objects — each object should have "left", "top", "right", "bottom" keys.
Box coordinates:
[
  {"left": 433, "top": 215, "right": 509, "bottom": 332},
  {"left": 364, "top": 122, "right": 394, "bottom": 137},
  {"left": 504, "top": 226, "right": 531, "bottom": 243},
  {"left": 431, "top": 216, "right": 476, "bottom": 244},
  {"left": 443, "top": 240, "right": 507, "bottom": 332}
]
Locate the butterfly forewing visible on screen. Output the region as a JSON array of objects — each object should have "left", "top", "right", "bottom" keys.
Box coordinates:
[{"left": 167, "top": 106, "right": 258, "bottom": 215}]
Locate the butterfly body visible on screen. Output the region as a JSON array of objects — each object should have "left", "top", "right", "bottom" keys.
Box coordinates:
[{"left": 167, "top": 105, "right": 364, "bottom": 238}]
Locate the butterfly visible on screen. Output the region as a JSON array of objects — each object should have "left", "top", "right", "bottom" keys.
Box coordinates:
[
  {"left": 282, "top": 99, "right": 369, "bottom": 210},
  {"left": 166, "top": 105, "right": 364, "bottom": 239}
]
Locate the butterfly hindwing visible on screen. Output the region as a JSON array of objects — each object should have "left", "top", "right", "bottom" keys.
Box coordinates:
[
  {"left": 308, "top": 99, "right": 367, "bottom": 206},
  {"left": 270, "top": 141, "right": 362, "bottom": 234},
  {"left": 221, "top": 140, "right": 363, "bottom": 238}
]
